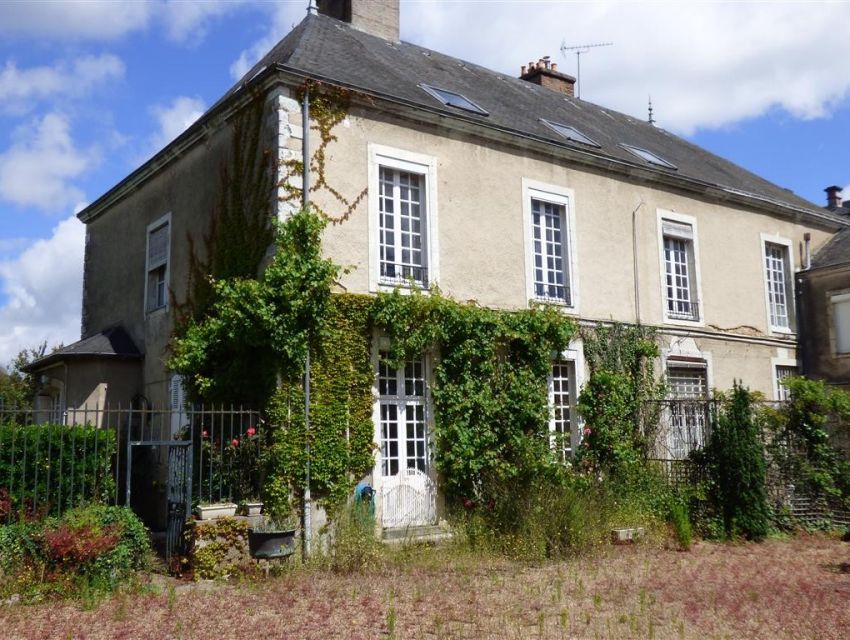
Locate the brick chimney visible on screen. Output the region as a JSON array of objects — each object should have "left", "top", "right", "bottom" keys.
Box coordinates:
[
  {"left": 520, "top": 56, "right": 576, "bottom": 97},
  {"left": 317, "top": 0, "right": 400, "bottom": 41},
  {"left": 825, "top": 185, "right": 844, "bottom": 210}
]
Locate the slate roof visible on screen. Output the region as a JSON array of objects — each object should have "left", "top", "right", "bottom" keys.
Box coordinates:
[
  {"left": 225, "top": 12, "right": 837, "bottom": 222},
  {"left": 812, "top": 225, "right": 850, "bottom": 269},
  {"left": 23, "top": 326, "right": 142, "bottom": 372}
]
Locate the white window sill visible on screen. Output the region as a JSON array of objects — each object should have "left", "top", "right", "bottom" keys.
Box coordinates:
[{"left": 663, "top": 315, "right": 704, "bottom": 328}]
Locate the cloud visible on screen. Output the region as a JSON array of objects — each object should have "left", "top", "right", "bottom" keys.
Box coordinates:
[
  {"left": 0, "top": 113, "right": 93, "bottom": 212},
  {"left": 402, "top": 1, "right": 850, "bottom": 135},
  {"left": 0, "top": 0, "right": 246, "bottom": 45},
  {"left": 147, "top": 96, "right": 207, "bottom": 156},
  {"left": 0, "top": 54, "right": 125, "bottom": 114},
  {"left": 0, "top": 1, "right": 153, "bottom": 41},
  {"left": 161, "top": 0, "right": 248, "bottom": 45},
  {"left": 0, "top": 214, "right": 84, "bottom": 365},
  {"left": 229, "top": 3, "right": 304, "bottom": 81}
]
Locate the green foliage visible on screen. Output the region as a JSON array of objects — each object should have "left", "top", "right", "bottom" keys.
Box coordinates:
[
  {"left": 187, "top": 517, "right": 251, "bottom": 580},
  {"left": 371, "top": 288, "right": 576, "bottom": 503},
  {"left": 0, "top": 505, "right": 151, "bottom": 601},
  {"left": 329, "top": 499, "right": 381, "bottom": 574},
  {"left": 264, "top": 294, "right": 376, "bottom": 518},
  {"left": 577, "top": 323, "right": 665, "bottom": 473},
  {"left": 668, "top": 500, "right": 692, "bottom": 551},
  {"left": 705, "top": 382, "right": 770, "bottom": 540},
  {"left": 170, "top": 208, "right": 340, "bottom": 405},
  {"left": 459, "top": 467, "right": 667, "bottom": 560},
  {"left": 0, "top": 343, "right": 47, "bottom": 410},
  {"left": 768, "top": 377, "right": 850, "bottom": 506},
  {"left": 0, "top": 422, "right": 116, "bottom": 518}
]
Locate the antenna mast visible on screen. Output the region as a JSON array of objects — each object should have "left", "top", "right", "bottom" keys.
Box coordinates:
[{"left": 559, "top": 41, "right": 613, "bottom": 99}]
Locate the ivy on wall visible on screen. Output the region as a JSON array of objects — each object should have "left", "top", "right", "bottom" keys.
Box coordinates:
[
  {"left": 577, "top": 322, "right": 665, "bottom": 472},
  {"left": 371, "top": 288, "right": 577, "bottom": 503}
]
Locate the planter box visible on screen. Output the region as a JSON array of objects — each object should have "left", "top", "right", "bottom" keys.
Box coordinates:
[
  {"left": 247, "top": 528, "right": 297, "bottom": 559},
  {"left": 611, "top": 527, "right": 645, "bottom": 545},
  {"left": 242, "top": 502, "right": 263, "bottom": 517},
  {"left": 195, "top": 503, "right": 238, "bottom": 520}
]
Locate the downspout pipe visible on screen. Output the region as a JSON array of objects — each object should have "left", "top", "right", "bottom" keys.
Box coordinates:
[
  {"left": 302, "top": 86, "right": 312, "bottom": 560},
  {"left": 632, "top": 201, "right": 645, "bottom": 325}
]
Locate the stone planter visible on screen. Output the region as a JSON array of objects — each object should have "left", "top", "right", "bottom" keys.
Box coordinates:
[
  {"left": 242, "top": 502, "right": 263, "bottom": 517},
  {"left": 247, "top": 528, "right": 297, "bottom": 559},
  {"left": 195, "top": 502, "right": 238, "bottom": 520},
  {"left": 611, "top": 527, "right": 645, "bottom": 545}
]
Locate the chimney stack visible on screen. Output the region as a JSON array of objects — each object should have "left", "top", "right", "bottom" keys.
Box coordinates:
[
  {"left": 825, "top": 185, "right": 844, "bottom": 210},
  {"left": 317, "top": 0, "right": 400, "bottom": 41},
  {"left": 519, "top": 55, "right": 576, "bottom": 97}
]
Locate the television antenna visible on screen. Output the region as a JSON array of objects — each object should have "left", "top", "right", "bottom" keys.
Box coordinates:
[{"left": 559, "top": 41, "right": 613, "bottom": 99}]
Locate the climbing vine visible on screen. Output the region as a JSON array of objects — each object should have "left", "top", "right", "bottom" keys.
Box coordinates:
[
  {"left": 577, "top": 323, "right": 665, "bottom": 473},
  {"left": 371, "top": 288, "right": 577, "bottom": 503}
]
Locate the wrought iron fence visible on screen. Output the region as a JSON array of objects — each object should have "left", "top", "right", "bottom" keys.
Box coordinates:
[{"left": 0, "top": 403, "right": 264, "bottom": 525}]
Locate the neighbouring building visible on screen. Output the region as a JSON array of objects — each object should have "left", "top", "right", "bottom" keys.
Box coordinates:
[
  {"left": 799, "top": 186, "right": 850, "bottom": 391},
  {"left": 25, "top": 1, "right": 848, "bottom": 531}
]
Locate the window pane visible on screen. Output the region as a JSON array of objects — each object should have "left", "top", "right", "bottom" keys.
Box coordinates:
[
  {"left": 833, "top": 298, "right": 850, "bottom": 354},
  {"left": 666, "top": 366, "right": 707, "bottom": 459},
  {"left": 531, "top": 198, "right": 570, "bottom": 304},
  {"left": 379, "top": 167, "right": 427, "bottom": 286},
  {"left": 550, "top": 360, "right": 574, "bottom": 460},
  {"left": 663, "top": 231, "right": 697, "bottom": 320},
  {"left": 379, "top": 354, "right": 428, "bottom": 476},
  {"left": 765, "top": 243, "right": 790, "bottom": 329}
]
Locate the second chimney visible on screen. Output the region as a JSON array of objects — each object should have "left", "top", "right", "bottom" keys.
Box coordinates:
[
  {"left": 519, "top": 56, "right": 576, "bottom": 97},
  {"left": 317, "top": 0, "right": 400, "bottom": 41},
  {"left": 825, "top": 185, "right": 844, "bottom": 210}
]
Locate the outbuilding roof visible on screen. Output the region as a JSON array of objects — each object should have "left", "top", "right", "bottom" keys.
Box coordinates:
[{"left": 23, "top": 325, "right": 142, "bottom": 372}]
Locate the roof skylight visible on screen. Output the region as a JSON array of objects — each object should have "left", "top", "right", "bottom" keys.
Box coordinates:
[
  {"left": 541, "top": 119, "right": 599, "bottom": 147},
  {"left": 419, "top": 83, "right": 488, "bottom": 116},
  {"left": 621, "top": 144, "right": 677, "bottom": 170}
]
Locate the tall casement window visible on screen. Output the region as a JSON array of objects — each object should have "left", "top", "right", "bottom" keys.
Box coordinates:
[
  {"left": 830, "top": 291, "right": 850, "bottom": 355},
  {"left": 762, "top": 239, "right": 794, "bottom": 332},
  {"left": 145, "top": 215, "right": 170, "bottom": 314},
  {"left": 660, "top": 217, "right": 700, "bottom": 322},
  {"left": 665, "top": 363, "right": 708, "bottom": 459},
  {"left": 549, "top": 359, "right": 577, "bottom": 460},
  {"left": 774, "top": 364, "right": 797, "bottom": 402},
  {"left": 379, "top": 167, "right": 427, "bottom": 285},
  {"left": 369, "top": 145, "right": 438, "bottom": 291},
  {"left": 378, "top": 352, "right": 428, "bottom": 477},
  {"left": 532, "top": 198, "right": 571, "bottom": 304},
  {"left": 523, "top": 179, "right": 578, "bottom": 310}
]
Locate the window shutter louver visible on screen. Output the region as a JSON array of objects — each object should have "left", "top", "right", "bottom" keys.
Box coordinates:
[
  {"left": 148, "top": 224, "right": 169, "bottom": 268},
  {"left": 662, "top": 219, "right": 693, "bottom": 240}
]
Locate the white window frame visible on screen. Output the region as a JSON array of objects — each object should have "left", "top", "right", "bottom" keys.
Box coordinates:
[
  {"left": 522, "top": 178, "right": 579, "bottom": 312},
  {"left": 663, "top": 356, "right": 710, "bottom": 460},
  {"left": 144, "top": 212, "right": 171, "bottom": 316},
  {"left": 760, "top": 233, "right": 795, "bottom": 334},
  {"left": 548, "top": 341, "right": 586, "bottom": 461},
  {"left": 657, "top": 209, "right": 703, "bottom": 326},
  {"left": 771, "top": 356, "right": 798, "bottom": 402},
  {"left": 368, "top": 144, "right": 439, "bottom": 292},
  {"left": 828, "top": 290, "right": 850, "bottom": 357}
]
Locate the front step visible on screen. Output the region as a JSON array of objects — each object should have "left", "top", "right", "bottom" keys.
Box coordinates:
[{"left": 382, "top": 524, "right": 453, "bottom": 545}]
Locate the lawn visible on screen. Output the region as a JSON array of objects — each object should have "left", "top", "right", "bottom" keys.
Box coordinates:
[{"left": 1, "top": 534, "right": 848, "bottom": 639}]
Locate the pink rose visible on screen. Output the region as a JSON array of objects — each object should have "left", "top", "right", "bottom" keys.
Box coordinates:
[
  {"left": 231, "top": 438, "right": 239, "bottom": 447},
  {"left": 246, "top": 427, "right": 256, "bottom": 437},
  {"left": 202, "top": 430, "right": 209, "bottom": 438}
]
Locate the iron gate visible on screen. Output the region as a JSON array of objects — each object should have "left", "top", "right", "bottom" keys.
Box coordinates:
[{"left": 126, "top": 438, "right": 192, "bottom": 562}]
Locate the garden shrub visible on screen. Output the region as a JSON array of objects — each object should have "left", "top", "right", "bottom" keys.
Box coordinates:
[
  {"left": 705, "top": 382, "right": 770, "bottom": 540},
  {"left": 0, "top": 421, "right": 116, "bottom": 519},
  {"left": 668, "top": 500, "right": 692, "bottom": 551},
  {"left": 0, "top": 504, "right": 152, "bottom": 600}
]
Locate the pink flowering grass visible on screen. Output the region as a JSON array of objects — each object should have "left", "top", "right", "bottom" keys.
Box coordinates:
[{"left": 2, "top": 533, "right": 848, "bottom": 639}]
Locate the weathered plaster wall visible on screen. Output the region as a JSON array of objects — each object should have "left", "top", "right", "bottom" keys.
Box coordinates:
[{"left": 799, "top": 264, "right": 850, "bottom": 386}]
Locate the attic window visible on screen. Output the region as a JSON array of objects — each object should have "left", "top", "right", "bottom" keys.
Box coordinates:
[
  {"left": 419, "top": 84, "right": 488, "bottom": 115},
  {"left": 621, "top": 144, "right": 677, "bottom": 170},
  {"left": 541, "top": 119, "right": 599, "bottom": 147}
]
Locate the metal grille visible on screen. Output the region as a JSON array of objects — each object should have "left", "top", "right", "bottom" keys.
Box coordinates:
[
  {"left": 764, "top": 243, "right": 790, "bottom": 329},
  {"left": 550, "top": 360, "right": 575, "bottom": 459},
  {"left": 663, "top": 236, "right": 697, "bottom": 320},
  {"left": 665, "top": 367, "right": 708, "bottom": 459},
  {"left": 532, "top": 198, "right": 571, "bottom": 304},
  {"left": 774, "top": 365, "right": 797, "bottom": 402},
  {"left": 379, "top": 167, "right": 427, "bottom": 286},
  {"left": 379, "top": 352, "right": 428, "bottom": 477}
]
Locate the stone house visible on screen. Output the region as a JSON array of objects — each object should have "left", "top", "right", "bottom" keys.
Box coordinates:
[{"left": 26, "top": 1, "right": 848, "bottom": 527}]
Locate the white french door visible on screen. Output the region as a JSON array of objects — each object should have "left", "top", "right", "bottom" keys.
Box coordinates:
[{"left": 377, "top": 352, "right": 436, "bottom": 528}]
